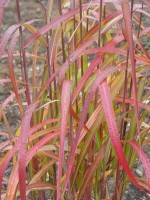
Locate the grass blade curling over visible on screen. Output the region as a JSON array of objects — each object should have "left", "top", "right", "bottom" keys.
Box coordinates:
[
  {"left": 98, "top": 81, "right": 144, "bottom": 191},
  {"left": 0, "top": 24, "right": 19, "bottom": 58},
  {"left": 125, "top": 140, "right": 150, "bottom": 191},
  {"left": 0, "top": 0, "right": 150, "bottom": 199}
]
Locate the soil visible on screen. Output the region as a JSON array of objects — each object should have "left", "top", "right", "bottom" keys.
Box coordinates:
[{"left": 0, "top": 1, "right": 150, "bottom": 200}]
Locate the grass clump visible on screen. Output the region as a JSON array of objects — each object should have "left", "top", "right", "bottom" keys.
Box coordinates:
[{"left": 0, "top": 0, "right": 150, "bottom": 199}]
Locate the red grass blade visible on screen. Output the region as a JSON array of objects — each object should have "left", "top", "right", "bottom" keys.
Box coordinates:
[
  {"left": 0, "top": 0, "right": 11, "bottom": 26},
  {"left": 116, "top": 97, "right": 150, "bottom": 111},
  {"left": 103, "top": 10, "right": 122, "bottom": 24},
  {"left": 0, "top": 25, "right": 19, "bottom": 57},
  {"left": 26, "top": 132, "right": 60, "bottom": 163},
  {"left": 1, "top": 89, "right": 25, "bottom": 110},
  {"left": 0, "top": 19, "right": 39, "bottom": 57},
  {"left": 6, "top": 132, "right": 59, "bottom": 200},
  {"left": 0, "top": 118, "right": 59, "bottom": 198},
  {"left": 69, "top": 106, "right": 89, "bottom": 132},
  {"left": 0, "top": 145, "right": 18, "bottom": 199},
  {"left": 0, "top": 79, "right": 26, "bottom": 84},
  {"left": 57, "top": 80, "right": 72, "bottom": 200},
  {"left": 142, "top": 0, "right": 150, "bottom": 6},
  {"left": 7, "top": 20, "right": 41, "bottom": 116},
  {"left": 36, "top": 68, "right": 61, "bottom": 100},
  {"left": 0, "top": 0, "right": 10, "bottom": 7},
  {"left": 126, "top": 140, "right": 150, "bottom": 191},
  {"left": 58, "top": 34, "right": 125, "bottom": 89},
  {"left": 26, "top": 182, "right": 56, "bottom": 192},
  {"left": 122, "top": 0, "right": 140, "bottom": 136},
  {"left": 92, "top": 0, "right": 121, "bottom": 4},
  {"left": 82, "top": 46, "right": 127, "bottom": 56},
  {"left": 8, "top": 42, "right": 24, "bottom": 116},
  {"left": 28, "top": 128, "right": 60, "bottom": 143},
  {"left": 73, "top": 35, "right": 125, "bottom": 103},
  {"left": 18, "top": 101, "right": 39, "bottom": 200},
  {"left": 135, "top": 8, "right": 150, "bottom": 18},
  {"left": 7, "top": 29, "right": 23, "bottom": 114},
  {"left": 98, "top": 80, "right": 143, "bottom": 191},
  {"left": 63, "top": 66, "right": 119, "bottom": 195},
  {"left": 24, "top": 5, "right": 89, "bottom": 48},
  {"left": 139, "top": 27, "right": 150, "bottom": 37},
  {"left": 72, "top": 54, "right": 104, "bottom": 104},
  {"left": 1, "top": 52, "right": 46, "bottom": 60},
  {"left": 0, "top": 138, "right": 16, "bottom": 151},
  {"left": 28, "top": 160, "right": 58, "bottom": 186},
  {"left": 58, "top": 38, "right": 95, "bottom": 85},
  {"left": 28, "top": 119, "right": 59, "bottom": 136},
  {"left": 77, "top": 141, "right": 107, "bottom": 200}
]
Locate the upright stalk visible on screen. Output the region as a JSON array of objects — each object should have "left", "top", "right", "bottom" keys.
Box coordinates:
[
  {"left": 79, "top": 0, "right": 85, "bottom": 105},
  {"left": 73, "top": 0, "right": 79, "bottom": 113},
  {"left": 16, "top": 0, "right": 31, "bottom": 105},
  {"left": 114, "top": 1, "right": 135, "bottom": 198},
  {"left": 95, "top": 0, "right": 103, "bottom": 109},
  {"left": 59, "top": 0, "right": 66, "bottom": 63}
]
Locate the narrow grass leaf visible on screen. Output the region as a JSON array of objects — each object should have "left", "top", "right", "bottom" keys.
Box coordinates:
[
  {"left": 26, "top": 132, "right": 60, "bottom": 163},
  {"left": 139, "top": 27, "right": 150, "bottom": 37},
  {"left": 72, "top": 54, "right": 104, "bottom": 104},
  {"left": 116, "top": 97, "right": 150, "bottom": 111},
  {"left": 82, "top": 47, "right": 127, "bottom": 56},
  {"left": 72, "top": 73, "right": 125, "bottom": 187},
  {"left": 26, "top": 182, "right": 56, "bottom": 192},
  {"left": 98, "top": 80, "right": 143, "bottom": 191},
  {"left": 6, "top": 132, "right": 59, "bottom": 200},
  {"left": 58, "top": 38, "right": 95, "bottom": 85},
  {"left": 1, "top": 89, "right": 26, "bottom": 110},
  {"left": 23, "top": 24, "right": 48, "bottom": 47},
  {"left": 57, "top": 80, "right": 71, "bottom": 200},
  {"left": 126, "top": 140, "right": 150, "bottom": 191},
  {"left": 122, "top": 0, "right": 140, "bottom": 135},
  {"left": 29, "top": 127, "right": 60, "bottom": 142},
  {"left": 28, "top": 118, "right": 59, "bottom": 136},
  {"left": 29, "top": 160, "right": 57, "bottom": 185},
  {"left": 77, "top": 141, "right": 107, "bottom": 200},
  {"left": 7, "top": 20, "right": 41, "bottom": 115},
  {"left": 0, "top": 145, "right": 18, "bottom": 199},
  {"left": 0, "top": 0, "right": 11, "bottom": 25},
  {"left": 0, "top": 138, "right": 15, "bottom": 151},
  {"left": 18, "top": 101, "right": 39, "bottom": 200},
  {"left": 25, "top": 5, "right": 89, "bottom": 48},
  {"left": 0, "top": 25, "right": 19, "bottom": 57},
  {"left": 0, "top": 79, "right": 26, "bottom": 84},
  {"left": 63, "top": 66, "right": 119, "bottom": 194}
]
